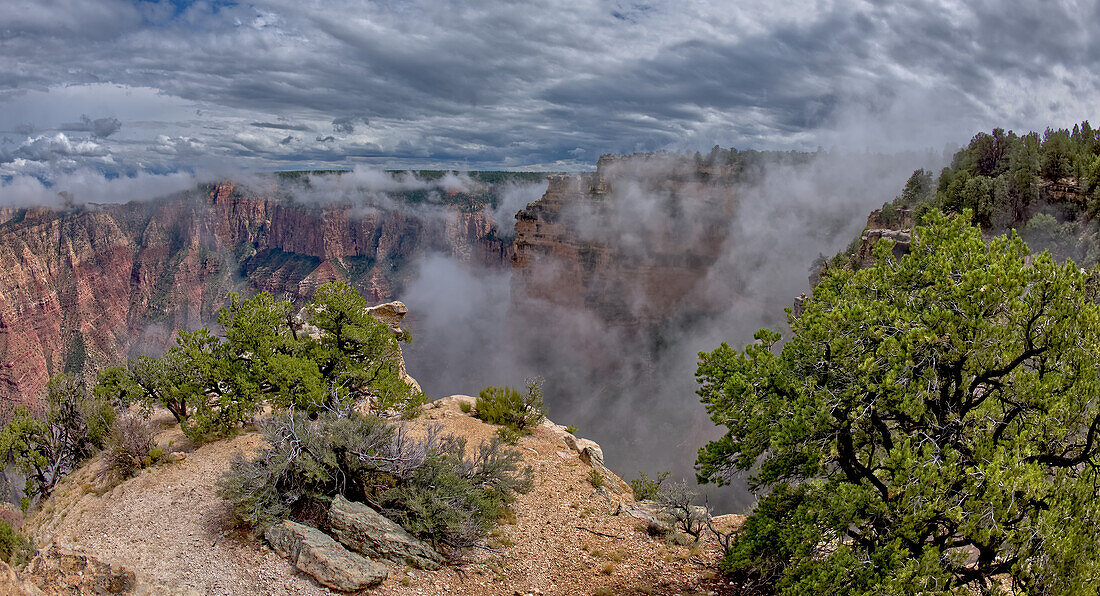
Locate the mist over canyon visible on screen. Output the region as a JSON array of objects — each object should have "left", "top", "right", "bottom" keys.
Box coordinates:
[{"left": 0, "top": 150, "right": 937, "bottom": 512}]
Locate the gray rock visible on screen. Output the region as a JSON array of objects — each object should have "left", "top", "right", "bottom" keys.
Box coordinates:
[
  {"left": 615, "top": 499, "right": 672, "bottom": 534},
  {"left": 265, "top": 520, "right": 387, "bottom": 592},
  {"left": 327, "top": 495, "right": 444, "bottom": 570}
]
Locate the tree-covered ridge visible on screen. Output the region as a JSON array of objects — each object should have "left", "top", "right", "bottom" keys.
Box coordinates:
[
  {"left": 871, "top": 122, "right": 1100, "bottom": 265},
  {"left": 698, "top": 211, "right": 1100, "bottom": 593}
]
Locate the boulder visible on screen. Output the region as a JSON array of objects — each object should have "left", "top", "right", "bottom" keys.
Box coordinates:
[
  {"left": 327, "top": 495, "right": 444, "bottom": 570},
  {"left": 543, "top": 422, "right": 633, "bottom": 496},
  {"left": 575, "top": 441, "right": 631, "bottom": 496},
  {"left": 0, "top": 559, "right": 43, "bottom": 596},
  {"left": 265, "top": 520, "right": 387, "bottom": 592},
  {"left": 23, "top": 537, "right": 198, "bottom": 595},
  {"left": 614, "top": 500, "right": 671, "bottom": 535}
]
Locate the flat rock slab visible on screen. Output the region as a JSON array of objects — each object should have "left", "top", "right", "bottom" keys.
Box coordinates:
[
  {"left": 265, "top": 520, "right": 387, "bottom": 592},
  {"left": 328, "top": 495, "right": 444, "bottom": 570}
]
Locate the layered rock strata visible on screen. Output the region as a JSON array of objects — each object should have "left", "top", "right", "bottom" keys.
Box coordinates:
[{"left": 0, "top": 182, "right": 511, "bottom": 414}]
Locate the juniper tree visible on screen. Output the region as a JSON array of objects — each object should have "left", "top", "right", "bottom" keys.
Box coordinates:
[{"left": 697, "top": 210, "right": 1100, "bottom": 594}]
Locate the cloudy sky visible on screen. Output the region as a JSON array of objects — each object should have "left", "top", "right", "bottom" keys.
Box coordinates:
[{"left": 1, "top": 0, "right": 1097, "bottom": 180}]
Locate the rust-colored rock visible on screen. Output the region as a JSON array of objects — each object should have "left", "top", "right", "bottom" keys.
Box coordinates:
[{"left": 0, "top": 182, "right": 510, "bottom": 415}]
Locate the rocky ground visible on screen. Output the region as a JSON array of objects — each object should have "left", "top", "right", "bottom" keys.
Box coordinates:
[{"left": 15, "top": 397, "right": 741, "bottom": 595}]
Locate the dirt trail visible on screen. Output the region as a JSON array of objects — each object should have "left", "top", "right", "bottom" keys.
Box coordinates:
[{"left": 27, "top": 399, "right": 739, "bottom": 595}]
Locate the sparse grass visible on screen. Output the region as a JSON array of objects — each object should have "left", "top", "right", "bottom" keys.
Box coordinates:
[
  {"left": 588, "top": 469, "right": 605, "bottom": 489},
  {"left": 600, "top": 561, "right": 615, "bottom": 575}
]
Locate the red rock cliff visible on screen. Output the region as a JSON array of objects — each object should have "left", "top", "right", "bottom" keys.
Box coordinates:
[{"left": 0, "top": 183, "right": 511, "bottom": 414}]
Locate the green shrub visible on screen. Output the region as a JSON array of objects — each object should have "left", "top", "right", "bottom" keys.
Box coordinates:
[
  {"left": 459, "top": 401, "right": 473, "bottom": 414},
  {"left": 587, "top": 469, "right": 604, "bottom": 489},
  {"left": 219, "top": 410, "right": 533, "bottom": 552},
  {"left": 399, "top": 389, "right": 429, "bottom": 420},
  {"left": 0, "top": 520, "right": 34, "bottom": 568},
  {"left": 94, "top": 282, "right": 420, "bottom": 441},
  {"left": 475, "top": 378, "right": 545, "bottom": 433},
  {"left": 565, "top": 425, "right": 578, "bottom": 435},
  {"left": 629, "top": 470, "right": 669, "bottom": 501},
  {"left": 495, "top": 426, "right": 522, "bottom": 445}
]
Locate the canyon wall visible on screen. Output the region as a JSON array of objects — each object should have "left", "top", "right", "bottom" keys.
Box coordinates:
[
  {"left": 510, "top": 154, "right": 738, "bottom": 334},
  {"left": 0, "top": 182, "right": 511, "bottom": 414}
]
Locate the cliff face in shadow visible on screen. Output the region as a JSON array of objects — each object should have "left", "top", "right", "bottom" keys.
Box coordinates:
[{"left": 0, "top": 181, "right": 512, "bottom": 414}]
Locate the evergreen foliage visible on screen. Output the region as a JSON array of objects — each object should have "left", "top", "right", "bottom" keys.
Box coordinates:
[
  {"left": 868, "top": 122, "right": 1100, "bottom": 267},
  {"left": 0, "top": 374, "right": 113, "bottom": 507},
  {"left": 475, "top": 378, "right": 546, "bottom": 433},
  {"left": 698, "top": 211, "right": 1100, "bottom": 593},
  {"left": 95, "top": 281, "right": 421, "bottom": 440}
]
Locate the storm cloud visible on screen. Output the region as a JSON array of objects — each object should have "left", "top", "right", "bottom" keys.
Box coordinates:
[{"left": 0, "top": 0, "right": 1095, "bottom": 178}]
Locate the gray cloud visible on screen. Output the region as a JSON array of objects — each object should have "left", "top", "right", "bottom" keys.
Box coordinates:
[
  {"left": 0, "top": 1, "right": 1096, "bottom": 174},
  {"left": 59, "top": 114, "right": 122, "bottom": 137},
  {"left": 251, "top": 121, "right": 312, "bottom": 132},
  {"left": 332, "top": 116, "right": 367, "bottom": 134}
]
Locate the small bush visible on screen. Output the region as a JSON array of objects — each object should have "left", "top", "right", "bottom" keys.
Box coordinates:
[
  {"left": 565, "top": 425, "right": 578, "bottom": 435},
  {"left": 0, "top": 520, "right": 35, "bottom": 568},
  {"left": 100, "top": 414, "right": 163, "bottom": 481},
  {"left": 658, "top": 481, "right": 708, "bottom": 541},
  {"left": 475, "top": 377, "right": 545, "bottom": 433},
  {"left": 459, "top": 401, "right": 473, "bottom": 414},
  {"left": 495, "top": 426, "right": 522, "bottom": 445},
  {"left": 219, "top": 409, "right": 533, "bottom": 552},
  {"left": 588, "top": 469, "right": 605, "bottom": 489},
  {"left": 629, "top": 471, "right": 670, "bottom": 501}
]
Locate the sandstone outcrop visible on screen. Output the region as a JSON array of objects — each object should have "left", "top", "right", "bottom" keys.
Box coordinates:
[
  {"left": 327, "top": 495, "right": 444, "bottom": 570},
  {"left": 0, "top": 181, "right": 511, "bottom": 414},
  {"left": 4, "top": 536, "right": 200, "bottom": 596},
  {"left": 540, "top": 419, "right": 632, "bottom": 496},
  {"left": 849, "top": 207, "right": 913, "bottom": 270},
  {"left": 265, "top": 520, "right": 388, "bottom": 592}
]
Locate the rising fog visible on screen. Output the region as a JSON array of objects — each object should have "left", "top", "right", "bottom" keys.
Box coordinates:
[
  {"left": 401, "top": 150, "right": 941, "bottom": 512},
  {"left": 0, "top": 155, "right": 940, "bottom": 513}
]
